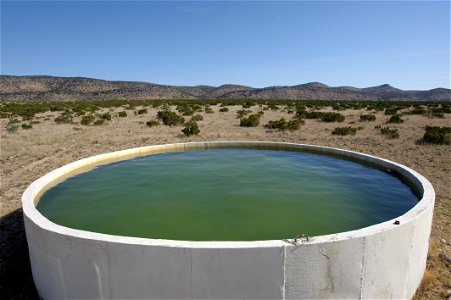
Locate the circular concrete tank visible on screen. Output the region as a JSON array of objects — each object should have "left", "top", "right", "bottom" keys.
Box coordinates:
[{"left": 22, "top": 141, "right": 435, "bottom": 299}]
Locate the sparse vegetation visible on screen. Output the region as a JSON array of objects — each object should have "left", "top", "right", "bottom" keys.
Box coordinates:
[
  {"left": 93, "top": 119, "right": 105, "bottom": 126},
  {"left": 181, "top": 121, "right": 200, "bottom": 136},
  {"left": 118, "top": 111, "right": 127, "bottom": 117},
  {"left": 204, "top": 106, "right": 214, "bottom": 114},
  {"left": 219, "top": 107, "right": 229, "bottom": 112},
  {"left": 321, "top": 112, "right": 345, "bottom": 122},
  {"left": 360, "top": 114, "right": 376, "bottom": 122},
  {"left": 380, "top": 127, "right": 399, "bottom": 139},
  {"left": 21, "top": 123, "right": 32, "bottom": 130},
  {"left": 146, "top": 120, "right": 160, "bottom": 128},
  {"left": 423, "top": 126, "right": 451, "bottom": 145},
  {"left": 239, "top": 114, "right": 261, "bottom": 127},
  {"left": 99, "top": 112, "right": 111, "bottom": 121},
  {"left": 236, "top": 110, "right": 252, "bottom": 118},
  {"left": 157, "top": 111, "right": 185, "bottom": 126},
  {"left": 295, "top": 109, "right": 344, "bottom": 122},
  {"left": 137, "top": 108, "right": 148, "bottom": 115},
  {"left": 388, "top": 114, "right": 404, "bottom": 124},
  {"left": 265, "top": 118, "right": 303, "bottom": 131},
  {"left": 54, "top": 113, "right": 73, "bottom": 124},
  {"left": 332, "top": 126, "right": 357, "bottom": 135},
  {"left": 5, "top": 122, "right": 19, "bottom": 133},
  {"left": 191, "top": 114, "right": 203, "bottom": 122},
  {"left": 81, "top": 115, "right": 95, "bottom": 125}
]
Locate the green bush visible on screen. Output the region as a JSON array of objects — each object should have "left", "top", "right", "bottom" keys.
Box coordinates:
[
  {"left": 321, "top": 112, "right": 345, "bottom": 122},
  {"left": 100, "top": 112, "right": 111, "bottom": 120},
  {"left": 388, "top": 114, "right": 404, "bottom": 124},
  {"left": 191, "top": 114, "right": 204, "bottom": 122},
  {"left": 409, "top": 108, "right": 427, "bottom": 115},
  {"left": 236, "top": 110, "right": 252, "bottom": 119},
  {"left": 219, "top": 107, "right": 229, "bottom": 112},
  {"left": 265, "top": 118, "right": 302, "bottom": 131},
  {"left": 380, "top": 127, "right": 399, "bottom": 139},
  {"left": 157, "top": 111, "right": 185, "bottom": 126},
  {"left": 54, "top": 113, "right": 73, "bottom": 124},
  {"left": 146, "top": 120, "right": 160, "bottom": 128},
  {"left": 384, "top": 108, "right": 399, "bottom": 115},
  {"left": 204, "top": 106, "right": 214, "bottom": 114},
  {"left": 137, "top": 108, "right": 148, "bottom": 115},
  {"left": 423, "top": 126, "right": 451, "bottom": 144},
  {"left": 332, "top": 126, "right": 357, "bottom": 136},
  {"left": 360, "top": 114, "right": 376, "bottom": 122},
  {"left": 118, "top": 111, "right": 127, "bottom": 117},
  {"left": 181, "top": 121, "right": 200, "bottom": 136},
  {"left": 240, "top": 114, "right": 261, "bottom": 127},
  {"left": 81, "top": 115, "right": 95, "bottom": 125},
  {"left": 93, "top": 119, "right": 105, "bottom": 126},
  {"left": 21, "top": 123, "right": 32, "bottom": 130}
]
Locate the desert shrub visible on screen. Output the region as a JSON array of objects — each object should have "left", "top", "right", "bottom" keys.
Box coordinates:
[
  {"left": 321, "top": 112, "right": 345, "bottom": 122},
  {"left": 332, "top": 126, "right": 357, "bottom": 136},
  {"left": 204, "top": 106, "right": 214, "bottom": 114},
  {"left": 360, "top": 114, "right": 376, "bottom": 122},
  {"left": 380, "top": 127, "right": 399, "bottom": 139},
  {"left": 388, "top": 114, "right": 404, "bottom": 124},
  {"left": 423, "top": 126, "right": 451, "bottom": 145},
  {"left": 146, "top": 120, "right": 160, "bottom": 128},
  {"left": 240, "top": 114, "right": 261, "bottom": 127},
  {"left": 137, "top": 108, "right": 148, "bottom": 115},
  {"left": 332, "top": 104, "right": 345, "bottom": 111},
  {"left": 99, "top": 112, "right": 111, "bottom": 121},
  {"left": 176, "top": 105, "right": 194, "bottom": 116},
  {"left": 426, "top": 108, "right": 445, "bottom": 118},
  {"left": 286, "top": 119, "right": 302, "bottom": 130},
  {"left": 191, "top": 114, "right": 203, "bottom": 122},
  {"left": 219, "top": 107, "right": 229, "bottom": 112},
  {"left": 157, "top": 111, "right": 185, "bottom": 126},
  {"left": 5, "top": 122, "right": 19, "bottom": 133},
  {"left": 409, "top": 107, "right": 427, "bottom": 115},
  {"left": 265, "top": 118, "right": 302, "bottom": 131},
  {"left": 118, "top": 111, "right": 127, "bottom": 117},
  {"left": 384, "top": 108, "right": 399, "bottom": 115},
  {"left": 242, "top": 101, "right": 256, "bottom": 108},
  {"left": 81, "top": 115, "right": 95, "bottom": 125},
  {"left": 236, "top": 110, "right": 252, "bottom": 119},
  {"left": 181, "top": 121, "right": 200, "bottom": 136},
  {"left": 93, "top": 119, "right": 105, "bottom": 126},
  {"left": 21, "top": 123, "right": 32, "bottom": 130},
  {"left": 54, "top": 113, "right": 73, "bottom": 124},
  {"left": 267, "top": 104, "right": 279, "bottom": 111}
]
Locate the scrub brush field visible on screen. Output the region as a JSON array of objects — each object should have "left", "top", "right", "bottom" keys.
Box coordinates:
[{"left": 1, "top": 100, "right": 450, "bottom": 299}]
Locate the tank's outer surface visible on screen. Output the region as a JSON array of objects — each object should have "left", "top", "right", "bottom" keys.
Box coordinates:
[{"left": 22, "top": 142, "right": 435, "bottom": 299}]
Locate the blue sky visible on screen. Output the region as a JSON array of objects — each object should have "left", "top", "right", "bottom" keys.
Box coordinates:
[{"left": 1, "top": 1, "right": 450, "bottom": 90}]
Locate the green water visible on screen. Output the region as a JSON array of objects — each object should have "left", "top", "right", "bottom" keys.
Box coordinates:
[{"left": 37, "top": 148, "right": 419, "bottom": 241}]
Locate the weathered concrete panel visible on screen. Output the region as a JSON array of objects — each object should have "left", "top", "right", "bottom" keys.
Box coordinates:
[{"left": 285, "top": 237, "right": 365, "bottom": 299}]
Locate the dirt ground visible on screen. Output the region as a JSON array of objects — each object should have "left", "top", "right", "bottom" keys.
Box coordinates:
[{"left": 1, "top": 104, "right": 450, "bottom": 299}]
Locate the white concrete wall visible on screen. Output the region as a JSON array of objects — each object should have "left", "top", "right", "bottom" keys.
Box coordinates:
[{"left": 22, "top": 142, "right": 435, "bottom": 299}]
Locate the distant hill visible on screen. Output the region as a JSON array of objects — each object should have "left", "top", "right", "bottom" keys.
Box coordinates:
[{"left": 0, "top": 75, "right": 449, "bottom": 102}]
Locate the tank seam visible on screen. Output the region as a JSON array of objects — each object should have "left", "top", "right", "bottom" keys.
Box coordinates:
[
  {"left": 282, "top": 245, "right": 287, "bottom": 299},
  {"left": 359, "top": 236, "right": 366, "bottom": 300}
]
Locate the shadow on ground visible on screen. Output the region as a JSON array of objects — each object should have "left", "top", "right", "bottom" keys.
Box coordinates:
[{"left": 0, "top": 208, "right": 39, "bottom": 299}]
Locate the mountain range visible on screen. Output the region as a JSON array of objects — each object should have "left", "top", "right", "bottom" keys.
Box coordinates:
[{"left": 0, "top": 75, "right": 449, "bottom": 102}]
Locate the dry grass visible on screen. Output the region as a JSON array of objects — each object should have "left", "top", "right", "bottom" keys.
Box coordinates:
[{"left": 1, "top": 104, "right": 450, "bottom": 299}]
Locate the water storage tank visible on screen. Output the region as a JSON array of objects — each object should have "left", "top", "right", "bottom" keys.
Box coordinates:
[{"left": 22, "top": 141, "right": 435, "bottom": 299}]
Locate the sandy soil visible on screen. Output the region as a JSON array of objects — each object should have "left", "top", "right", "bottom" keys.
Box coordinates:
[{"left": 1, "top": 104, "right": 450, "bottom": 299}]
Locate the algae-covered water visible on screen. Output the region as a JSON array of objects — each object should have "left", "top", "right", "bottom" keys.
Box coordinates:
[{"left": 37, "top": 148, "right": 418, "bottom": 241}]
